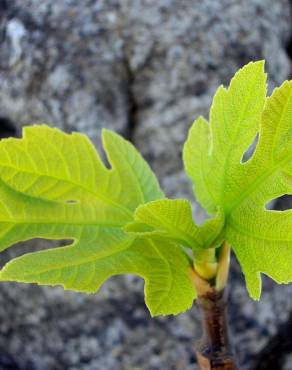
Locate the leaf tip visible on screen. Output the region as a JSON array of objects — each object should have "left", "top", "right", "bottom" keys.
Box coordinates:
[
  {"left": 242, "top": 59, "right": 265, "bottom": 71},
  {"left": 101, "top": 128, "right": 119, "bottom": 142},
  {"left": 245, "top": 271, "right": 262, "bottom": 301},
  {"left": 148, "top": 300, "right": 194, "bottom": 317}
]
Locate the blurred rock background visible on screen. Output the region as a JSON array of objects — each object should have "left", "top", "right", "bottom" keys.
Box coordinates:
[{"left": 0, "top": 0, "right": 292, "bottom": 369}]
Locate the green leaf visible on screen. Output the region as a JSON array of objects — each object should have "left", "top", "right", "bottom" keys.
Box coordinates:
[
  {"left": 126, "top": 199, "right": 224, "bottom": 250},
  {"left": 184, "top": 61, "right": 267, "bottom": 213},
  {"left": 226, "top": 80, "right": 292, "bottom": 298},
  {"left": 184, "top": 61, "right": 292, "bottom": 298},
  {"left": 0, "top": 125, "right": 196, "bottom": 316},
  {"left": 2, "top": 60, "right": 291, "bottom": 311},
  {"left": 0, "top": 126, "right": 163, "bottom": 208},
  {"left": 183, "top": 116, "right": 215, "bottom": 213}
]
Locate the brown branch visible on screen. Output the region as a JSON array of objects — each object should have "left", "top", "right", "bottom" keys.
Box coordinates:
[{"left": 195, "top": 289, "right": 238, "bottom": 370}]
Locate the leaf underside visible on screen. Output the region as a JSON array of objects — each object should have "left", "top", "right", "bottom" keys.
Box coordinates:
[
  {"left": 1, "top": 60, "right": 292, "bottom": 314},
  {"left": 126, "top": 199, "right": 224, "bottom": 250},
  {"left": 0, "top": 126, "right": 195, "bottom": 316},
  {"left": 183, "top": 61, "right": 292, "bottom": 298}
]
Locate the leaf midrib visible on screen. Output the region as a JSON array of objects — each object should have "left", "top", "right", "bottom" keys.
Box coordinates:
[
  {"left": 0, "top": 219, "right": 125, "bottom": 227},
  {"left": 228, "top": 215, "right": 292, "bottom": 242},
  {"left": 226, "top": 152, "right": 292, "bottom": 217},
  {"left": 140, "top": 208, "right": 202, "bottom": 249},
  {"left": 218, "top": 72, "right": 261, "bottom": 205},
  {"left": 5, "top": 236, "right": 137, "bottom": 276},
  {"left": 0, "top": 164, "right": 133, "bottom": 219}
]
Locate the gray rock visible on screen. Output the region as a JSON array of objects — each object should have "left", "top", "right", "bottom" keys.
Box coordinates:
[
  {"left": 284, "top": 354, "right": 292, "bottom": 370},
  {"left": 130, "top": 0, "right": 291, "bottom": 187},
  {"left": 0, "top": 0, "right": 130, "bottom": 143},
  {"left": 0, "top": 0, "right": 291, "bottom": 369}
]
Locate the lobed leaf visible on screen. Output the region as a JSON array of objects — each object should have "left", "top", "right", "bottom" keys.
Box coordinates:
[
  {"left": 0, "top": 125, "right": 196, "bottom": 316},
  {"left": 126, "top": 199, "right": 224, "bottom": 250},
  {"left": 1, "top": 60, "right": 291, "bottom": 312},
  {"left": 184, "top": 61, "right": 292, "bottom": 298},
  {"left": 184, "top": 61, "right": 267, "bottom": 214}
]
